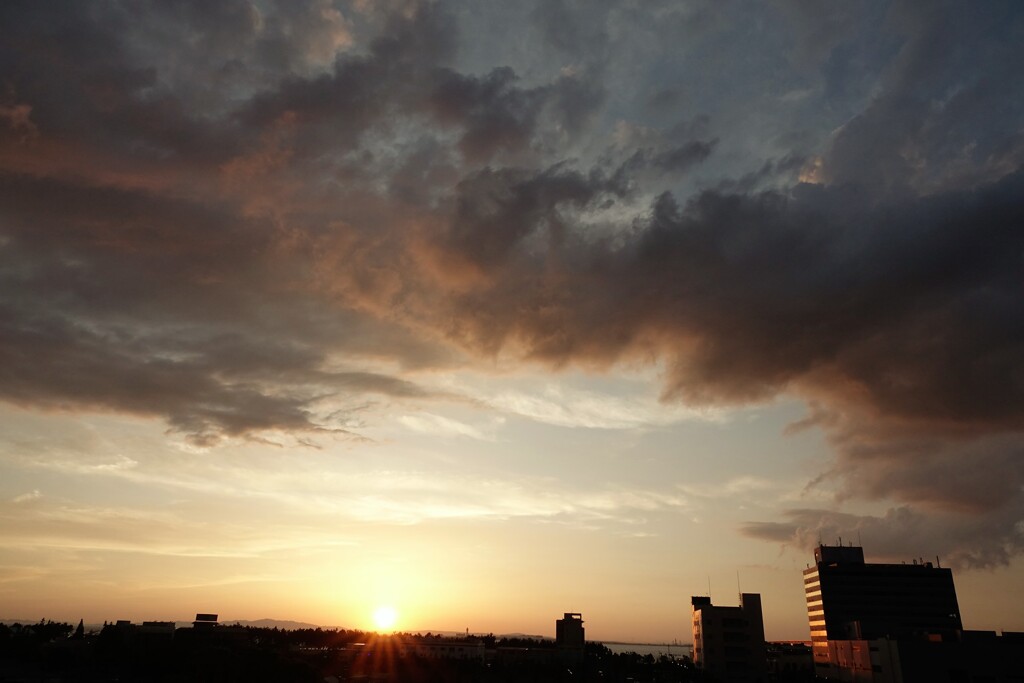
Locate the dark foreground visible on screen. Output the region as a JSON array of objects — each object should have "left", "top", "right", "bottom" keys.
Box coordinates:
[{"left": 0, "top": 621, "right": 709, "bottom": 683}]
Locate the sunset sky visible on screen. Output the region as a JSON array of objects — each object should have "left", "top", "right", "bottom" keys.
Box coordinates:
[{"left": 1, "top": 0, "right": 1022, "bottom": 643}]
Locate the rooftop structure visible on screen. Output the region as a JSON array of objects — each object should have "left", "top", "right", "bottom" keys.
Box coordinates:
[{"left": 192, "top": 613, "right": 219, "bottom": 630}]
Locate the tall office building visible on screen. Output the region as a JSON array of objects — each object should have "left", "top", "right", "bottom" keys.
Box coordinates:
[
  {"left": 692, "top": 594, "right": 767, "bottom": 683},
  {"left": 804, "top": 544, "right": 962, "bottom": 669}
]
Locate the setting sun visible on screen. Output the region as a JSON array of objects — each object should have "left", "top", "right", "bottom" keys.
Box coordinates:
[{"left": 372, "top": 605, "right": 398, "bottom": 631}]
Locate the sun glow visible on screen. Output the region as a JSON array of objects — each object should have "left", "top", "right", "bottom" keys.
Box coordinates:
[{"left": 372, "top": 605, "right": 398, "bottom": 631}]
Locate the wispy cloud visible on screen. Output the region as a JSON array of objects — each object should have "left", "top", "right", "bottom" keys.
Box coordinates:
[
  {"left": 11, "top": 489, "right": 41, "bottom": 504},
  {"left": 486, "top": 382, "right": 722, "bottom": 429},
  {"left": 397, "top": 412, "right": 496, "bottom": 440}
]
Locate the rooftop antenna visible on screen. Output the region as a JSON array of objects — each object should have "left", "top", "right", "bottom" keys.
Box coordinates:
[
  {"left": 737, "top": 570, "right": 742, "bottom": 598},
  {"left": 936, "top": 555, "right": 941, "bottom": 568},
  {"left": 708, "top": 576, "right": 712, "bottom": 598},
  {"left": 857, "top": 530, "right": 863, "bottom": 547}
]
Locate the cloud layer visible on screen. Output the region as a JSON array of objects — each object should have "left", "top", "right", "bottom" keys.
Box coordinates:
[{"left": 1, "top": 0, "right": 1023, "bottom": 565}]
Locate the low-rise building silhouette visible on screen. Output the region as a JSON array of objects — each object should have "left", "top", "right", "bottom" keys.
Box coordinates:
[
  {"left": 396, "top": 638, "right": 486, "bottom": 661},
  {"left": 766, "top": 641, "right": 814, "bottom": 682},
  {"left": 192, "top": 613, "right": 219, "bottom": 630},
  {"left": 139, "top": 621, "right": 175, "bottom": 638},
  {"left": 692, "top": 593, "right": 767, "bottom": 683}
]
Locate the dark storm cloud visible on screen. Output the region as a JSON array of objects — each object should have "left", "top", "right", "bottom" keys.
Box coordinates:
[
  {"left": 1, "top": 0, "right": 1022, "bottom": 561},
  {"left": 0, "top": 1, "right": 247, "bottom": 165},
  {"left": 442, "top": 165, "right": 617, "bottom": 273},
  {"left": 0, "top": 311, "right": 318, "bottom": 445},
  {"left": 742, "top": 409, "right": 1024, "bottom": 570},
  {"left": 742, "top": 496, "right": 1024, "bottom": 569},
  {"left": 530, "top": 0, "right": 616, "bottom": 64},
  {"left": 822, "top": 1, "right": 1024, "bottom": 192},
  {"left": 430, "top": 160, "right": 1024, "bottom": 563},
  {"left": 0, "top": 0, "right": 610, "bottom": 445},
  {"left": 610, "top": 140, "right": 719, "bottom": 188},
  {"left": 240, "top": 26, "right": 603, "bottom": 166},
  {"left": 438, "top": 165, "right": 1023, "bottom": 421},
  {"left": 0, "top": 171, "right": 442, "bottom": 444},
  {"left": 426, "top": 67, "right": 605, "bottom": 161}
]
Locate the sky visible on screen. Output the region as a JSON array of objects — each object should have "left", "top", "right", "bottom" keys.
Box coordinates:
[{"left": 1, "top": 0, "right": 1022, "bottom": 643}]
